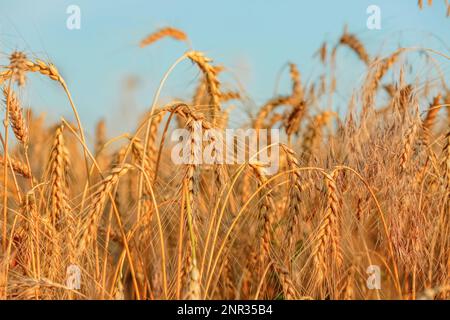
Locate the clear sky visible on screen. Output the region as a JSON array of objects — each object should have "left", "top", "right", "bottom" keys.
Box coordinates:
[{"left": 0, "top": 0, "right": 449, "bottom": 135}]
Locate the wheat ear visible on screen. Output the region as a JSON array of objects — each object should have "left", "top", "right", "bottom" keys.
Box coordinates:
[
  {"left": 78, "top": 164, "right": 131, "bottom": 253},
  {"left": 272, "top": 260, "right": 297, "bottom": 300},
  {"left": 400, "top": 122, "right": 419, "bottom": 172},
  {"left": 140, "top": 27, "right": 187, "bottom": 48},
  {"left": 422, "top": 94, "right": 442, "bottom": 146},
  {"left": 9, "top": 51, "right": 28, "bottom": 86},
  {"left": 254, "top": 96, "right": 292, "bottom": 129},
  {"left": 0, "top": 155, "right": 32, "bottom": 178},
  {"left": 289, "top": 63, "right": 303, "bottom": 101},
  {"left": 3, "top": 88, "right": 28, "bottom": 145},
  {"left": 442, "top": 129, "right": 450, "bottom": 191},
  {"left": 48, "top": 124, "right": 69, "bottom": 228},
  {"left": 282, "top": 146, "right": 305, "bottom": 247},
  {"left": 250, "top": 163, "right": 276, "bottom": 264},
  {"left": 311, "top": 170, "right": 342, "bottom": 283},
  {"left": 339, "top": 31, "right": 370, "bottom": 65},
  {"left": 186, "top": 51, "right": 222, "bottom": 126}
]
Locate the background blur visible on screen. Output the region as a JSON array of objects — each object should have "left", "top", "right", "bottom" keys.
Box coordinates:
[{"left": 0, "top": 0, "right": 449, "bottom": 138}]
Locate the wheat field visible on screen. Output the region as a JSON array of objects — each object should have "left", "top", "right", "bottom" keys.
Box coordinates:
[{"left": 0, "top": 2, "right": 449, "bottom": 300}]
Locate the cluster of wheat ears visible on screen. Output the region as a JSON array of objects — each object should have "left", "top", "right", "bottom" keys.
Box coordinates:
[{"left": 0, "top": 3, "right": 449, "bottom": 300}]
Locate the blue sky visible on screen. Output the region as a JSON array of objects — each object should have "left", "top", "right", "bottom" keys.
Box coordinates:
[{"left": 0, "top": 0, "right": 449, "bottom": 135}]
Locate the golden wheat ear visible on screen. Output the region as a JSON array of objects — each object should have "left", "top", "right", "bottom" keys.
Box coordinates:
[
  {"left": 47, "top": 124, "right": 69, "bottom": 229},
  {"left": 0, "top": 155, "right": 32, "bottom": 178},
  {"left": 9, "top": 51, "right": 28, "bottom": 86},
  {"left": 339, "top": 31, "right": 371, "bottom": 65},
  {"left": 186, "top": 51, "right": 222, "bottom": 126},
  {"left": 3, "top": 87, "right": 28, "bottom": 146},
  {"left": 140, "top": 26, "right": 188, "bottom": 48}
]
